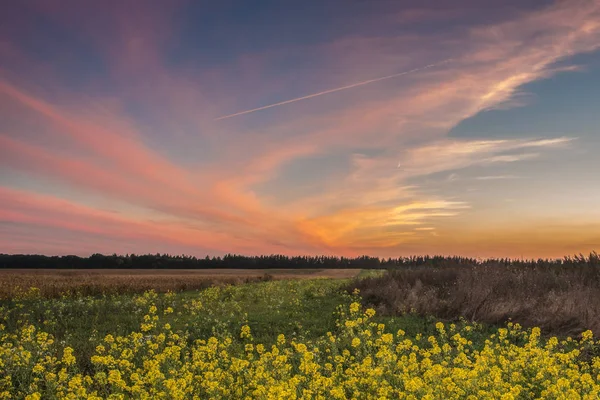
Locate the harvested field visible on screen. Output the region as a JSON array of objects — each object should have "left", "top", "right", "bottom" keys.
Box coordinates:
[{"left": 0, "top": 268, "right": 361, "bottom": 298}]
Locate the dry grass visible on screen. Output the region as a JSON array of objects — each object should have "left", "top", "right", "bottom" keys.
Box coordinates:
[
  {"left": 0, "top": 268, "right": 360, "bottom": 299},
  {"left": 352, "top": 263, "right": 600, "bottom": 336}
]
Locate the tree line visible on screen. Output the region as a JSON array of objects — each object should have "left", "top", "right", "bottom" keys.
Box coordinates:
[{"left": 0, "top": 252, "right": 598, "bottom": 269}]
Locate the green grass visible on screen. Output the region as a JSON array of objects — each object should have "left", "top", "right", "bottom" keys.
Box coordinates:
[
  {"left": 0, "top": 275, "right": 510, "bottom": 375},
  {"left": 1, "top": 278, "right": 356, "bottom": 371},
  {"left": 355, "top": 269, "right": 386, "bottom": 279}
]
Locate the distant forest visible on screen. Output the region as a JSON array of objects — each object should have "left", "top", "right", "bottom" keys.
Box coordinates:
[{"left": 0, "top": 252, "right": 598, "bottom": 269}]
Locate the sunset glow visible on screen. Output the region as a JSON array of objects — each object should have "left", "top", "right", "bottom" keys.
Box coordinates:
[{"left": 1, "top": 0, "right": 599, "bottom": 258}]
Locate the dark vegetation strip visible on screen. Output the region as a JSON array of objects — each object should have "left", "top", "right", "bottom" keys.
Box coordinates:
[{"left": 1, "top": 251, "right": 598, "bottom": 269}]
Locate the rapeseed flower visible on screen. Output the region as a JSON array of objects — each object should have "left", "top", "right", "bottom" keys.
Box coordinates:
[{"left": 2, "top": 287, "right": 600, "bottom": 399}]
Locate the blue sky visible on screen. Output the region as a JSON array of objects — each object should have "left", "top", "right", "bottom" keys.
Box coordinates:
[{"left": 1, "top": 0, "right": 599, "bottom": 258}]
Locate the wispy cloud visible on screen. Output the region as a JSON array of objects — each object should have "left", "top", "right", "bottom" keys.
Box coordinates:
[
  {"left": 399, "top": 137, "right": 574, "bottom": 177},
  {"left": 1, "top": 0, "right": 599, "bottom": 257},
  {"left": 296, "top": 200, "right": 469, "bottom": 249},
  {"left": 483, "top": 153, "right": 540, "bottom": 163},
  {"left": 475, "top": 175, "right": 522, "bottom": 181}
]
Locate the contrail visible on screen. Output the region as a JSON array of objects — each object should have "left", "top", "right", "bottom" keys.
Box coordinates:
[{"left": 215, "top": 58, "right": 453, "bottom": 121}]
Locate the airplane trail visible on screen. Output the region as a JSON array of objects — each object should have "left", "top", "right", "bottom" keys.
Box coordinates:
[{"left": 215, "top": 59, "right": 453, "bottom": 120}]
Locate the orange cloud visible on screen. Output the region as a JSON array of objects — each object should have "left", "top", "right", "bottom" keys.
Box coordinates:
[
  {"left": 0, "top": 187, "right": 303, "bottom": 255},
  {"left": 2, "top": 0, "right": 600, "bottom": 257},
  {"left": 296, "top": 200, "right": 469, "bottom": 249},
  {"left": 220, "top": 0, "right": 600, "bottom": 254}
]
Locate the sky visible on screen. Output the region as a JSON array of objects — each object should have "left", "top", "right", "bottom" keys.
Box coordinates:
[{"left": 1, "top": 0, "right": 599, "bottom": 259}]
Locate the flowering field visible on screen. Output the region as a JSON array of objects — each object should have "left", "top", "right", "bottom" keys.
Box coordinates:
[{"left": 1, "top": 278, "right": 600, "bottom": 399}]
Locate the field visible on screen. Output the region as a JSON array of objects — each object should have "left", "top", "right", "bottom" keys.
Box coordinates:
[
  {"left": 354, "top": 261, "right": 600, "bottom": 337},
  {"left": 2, "top": 261, "right": 600, "bottom": 399},
  {"left": 0, "top": 268, "right": 361, "bottom": 299}
]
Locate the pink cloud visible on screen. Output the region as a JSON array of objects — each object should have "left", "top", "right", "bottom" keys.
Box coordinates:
[
  {"left": 2, "top": 0, "right": 600, "bottom": 257},
  {"left": 0, "top": 135, "right": 251, "bottom": 229},
  {"left": 0, "top": 187, "right": 309, "bottom": 255}
]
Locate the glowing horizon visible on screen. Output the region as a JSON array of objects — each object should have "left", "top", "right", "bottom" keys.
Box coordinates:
[{"left": 1, "top": 0, "right": 600, "bottom": 259}]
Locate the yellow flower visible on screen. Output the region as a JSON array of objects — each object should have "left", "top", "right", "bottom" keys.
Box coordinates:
[
  {"left": 4, "top": 287, "right": 600, "bottom": 400},
  {"left": 32, "top": 363, "right": 44, "bottom": 374},
  {"left": 277, "top": 334, "right": 286, "bottom": 345},
  {"left": 240, "top": 325, "right": 252, "bottom": 338},
  {"left": 296, "top": 343, "right": 307, "bottom": 353},
  {"left": 62, "top": 347, "right": 76, "bottom": 366}
]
